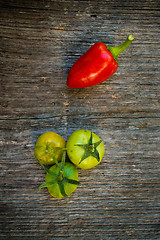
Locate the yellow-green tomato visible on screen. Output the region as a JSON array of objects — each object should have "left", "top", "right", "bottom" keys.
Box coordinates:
[
  {"left": 45, "top": 162, "right": 79, "bottom": 198},
  {"left": 66, "top": 129, "right": 105, "bottom": 169},
  {"left": 34, "top": 131, "right": 66, "bottom": 165}
]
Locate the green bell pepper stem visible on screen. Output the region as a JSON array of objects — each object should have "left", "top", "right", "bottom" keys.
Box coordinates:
[{"left": 107, "top": 34, "right": 134, "bottom": 62}]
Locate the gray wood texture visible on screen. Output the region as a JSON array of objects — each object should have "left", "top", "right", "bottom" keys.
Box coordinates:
[{"left": 0, "top": 0, "right": 160, "bottom": 239}]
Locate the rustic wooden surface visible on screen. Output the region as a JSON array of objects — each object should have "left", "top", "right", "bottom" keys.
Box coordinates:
[{"left": 0, "top": 0, "right": 160, "bottom": 239}]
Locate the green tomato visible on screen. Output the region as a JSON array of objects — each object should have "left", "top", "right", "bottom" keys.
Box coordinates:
[
  {"left": 38, "top": 160, "right": 80, "bottom": 198},
  {"left": 66, "top": 129, "right": 105, "bottom": 169},
  {"left": 34, "top": 131, "right": 66, "bottom": 165}
]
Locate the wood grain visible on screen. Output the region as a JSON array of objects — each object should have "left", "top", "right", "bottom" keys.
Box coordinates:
[{"left": 0, "top": 0, "right": 160, "bottom": 239}]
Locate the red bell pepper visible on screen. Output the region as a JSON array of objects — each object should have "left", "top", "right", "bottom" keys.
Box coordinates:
[{"left": 67, "top": 34, "right": 134, "bottom": 88}]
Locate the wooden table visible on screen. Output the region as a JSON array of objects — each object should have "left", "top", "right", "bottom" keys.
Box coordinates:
[{"left": 1, "top": 0, "right": 160, "bottom": 239}]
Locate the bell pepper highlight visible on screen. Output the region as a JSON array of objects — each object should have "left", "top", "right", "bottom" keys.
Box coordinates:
[{"left": 67, "top": 34, "right": 134, "bottom": 88}]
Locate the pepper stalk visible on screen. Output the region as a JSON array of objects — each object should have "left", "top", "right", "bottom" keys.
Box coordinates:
[{"left": 107, "top": 34, "right": 134, "bottom": 62}]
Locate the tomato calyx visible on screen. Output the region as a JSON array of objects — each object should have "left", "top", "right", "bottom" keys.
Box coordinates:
[
  {"left": 75, "top": 132, "right": 102, "bottom": 164},
  {"left": 35, "top": 152, "right": 80, "bottom": 197},
  {"left": 35, "top": 145, "right": 67, "bottom": 165}
]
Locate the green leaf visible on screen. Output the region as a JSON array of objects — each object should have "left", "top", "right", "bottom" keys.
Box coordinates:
[
  {"left": 58, "top": 181, "right": 68, "bottom": 197},
  {"left": 93, "top": 140, "right": 102, "bottom": 148},
  {"left": 49, "top": 152, "right": 59, "bottom": 165},
  {"left": 88, "top": 132, "right": 93, "bottom": 145},
  {"left": 34, "top": 155, "right": 58, "bottom": 177},
  {"left": 34, "top": 155, "right": 50, "bottom": 173},
  {"left": 38, "top": 182, "right": 54, "bottom": 192},
  {"left": 75, "top": 144, "right": 86, "bottom": 148},
  {"left": 63, "top": 177, "right": 81, "bottom": 186},
  {"left": 79, "top": 151, "right": 91, "bottom": 164},
  {"left": 92, "top": 148, "right": 100, "bottom": 162}
]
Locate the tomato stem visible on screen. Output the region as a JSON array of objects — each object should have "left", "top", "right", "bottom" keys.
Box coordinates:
[
  {"left": 58, "top": 171, "right": 64, "bottom": 182},
  {"left": 58, "top": 151, "right": 66, "bottom": 178},
  {"left": 53, "top": 147, "right": 68, "bottom": 151}
]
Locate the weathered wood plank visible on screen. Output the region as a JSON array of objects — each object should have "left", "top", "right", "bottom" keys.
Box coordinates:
[{"left": 0, "top": 0, "right": 160, "bottom": 239}]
